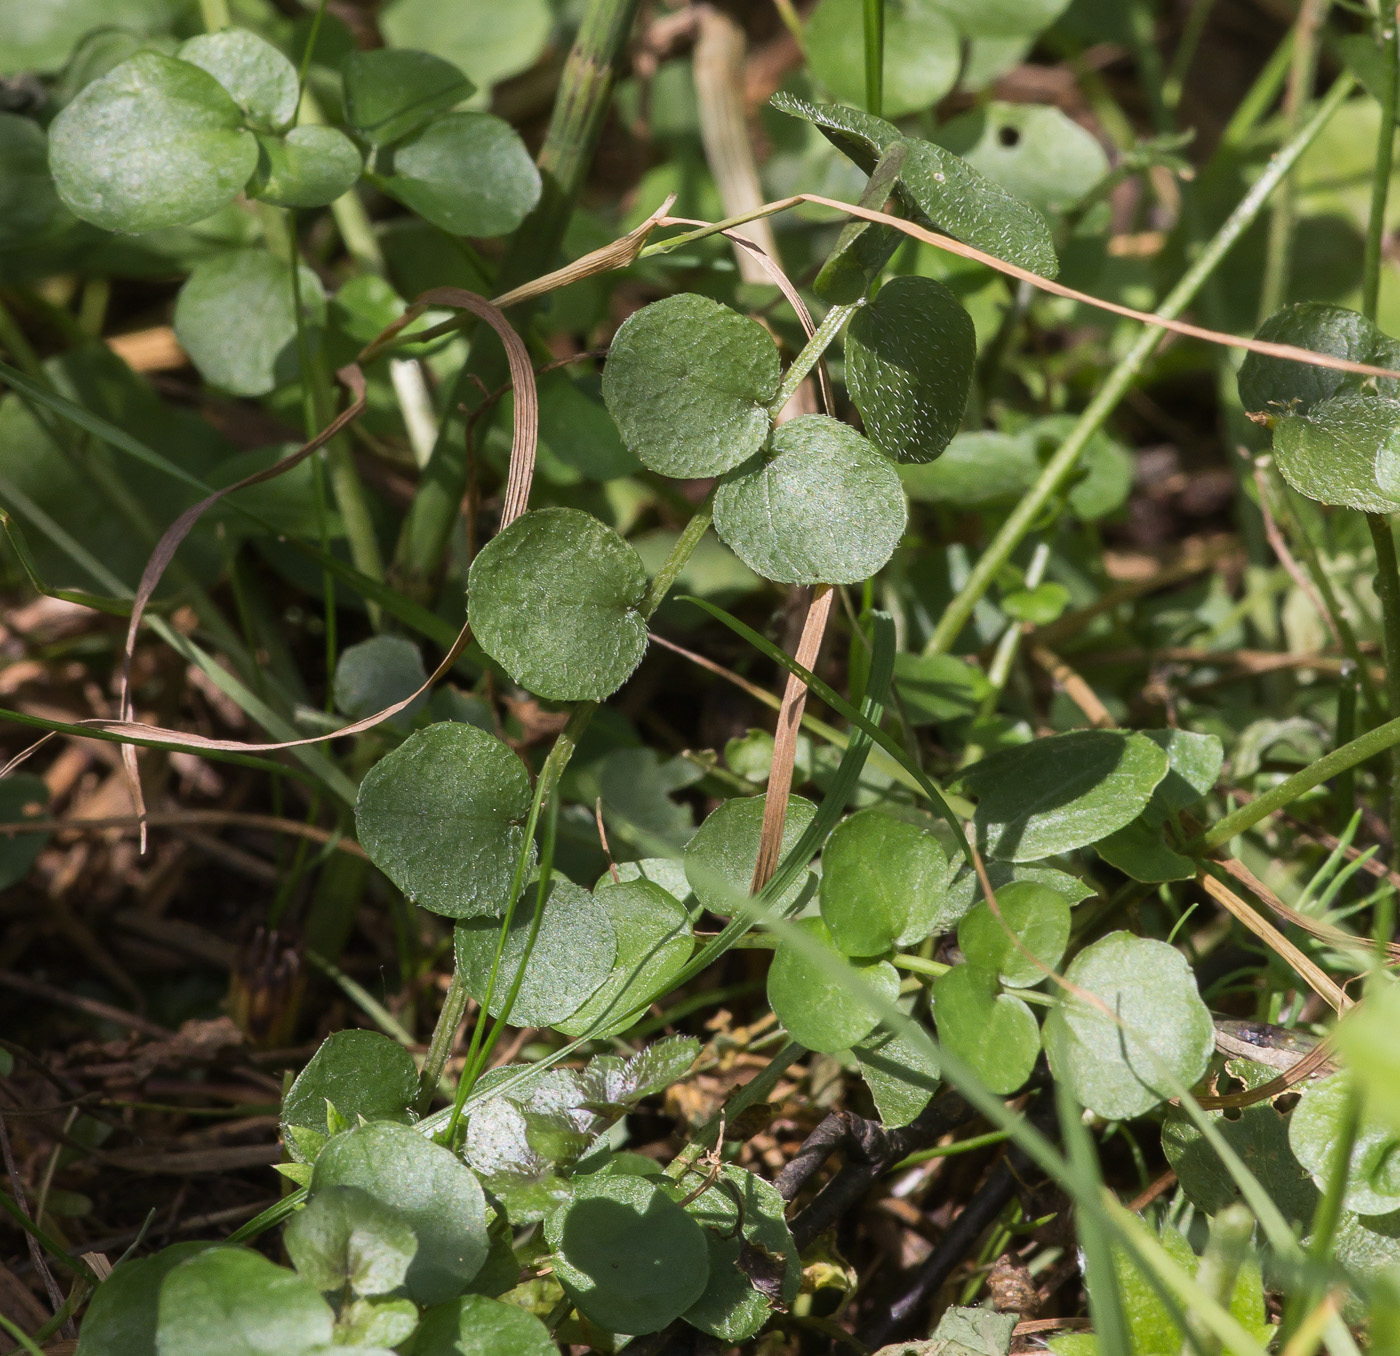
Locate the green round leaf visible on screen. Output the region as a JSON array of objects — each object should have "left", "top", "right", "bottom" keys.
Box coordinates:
[
  {"left": 312, "top": 1121, "right": 490, "bottom": 1306},
  {"left": 343, "top": 48, "right": 474, "bottom": 146},
  {"left": 0, "top": 115, "right": 65, "bottom": 249},
  {"left": 554, "top": 879, "right": 694, "bottom": 1038},
  {"left": 892, "top": 652, "right": 992, "bottom": 727},
  {"left": 329, "top": 1296, "right": 419, "bottom": 1349},
  {"left": 1145, "top": 728, "right": 1224, "bottom": 815},
  {"left": 283, "top": 1185, "right": 418, "bottom": 1298},
  {"left": 934, "top": 102, "right": 1107, "bottom": 216},
  {"left": 411, "top": 1294, "right": 556, "bottom": 1356},
  {"left": 855, "top": 1022, "right": 941, "bottom": 1126},
  {"left": 1274, "top": 393, "right": 1400, "bottom": 513},
  {"left": 249, "top": 126, "right": 363, "bottom": 208},
  {"left": 74, "top": 1243, "right": 217, "bottom": 1356},
  {"left": 805, "top": 0, "right": 959, "bottom": 117},
  {"left": 173, "top": 249, "right": 326, "bottom": 397},
  {"left": 1290, "top": 1072, "right": 1400, "bottom": 1216},
  {"left": 379, "top": 112, "right": 540, "bottom": 238},
  {"left": 333, "top": 634, "right": 428, "bottom": 729},
  {"left": 379, "top": 0, "right": 552, "bottom": 90},
  {"left": 684, "top": 793, "right": 818, "bottom": 918},
  {"left": 454, "top": 876, "right": 616, "bottom": 1027},
  {"left": 355, "top": 721, "right": 535, "bottom": 920},
  {"left": 467, "top": 507, "right": 649, "bottom": 703},
  {"left": 281, "top": 1030, "right": 419, "bottom": 1159},
  {"left": 962, "top": 729, "right": 1169, "bottom": 862},
  {"left": 0, "top": 773, "right": 50, "bottom": 891},
  {"left": 713, "top": 415, "right": 906, "bottom": 585},
  {"left": 1095, "top": 820, "right": 1196, "bottom": 884},
  {"left": 602, "top": 293, "right": 781, "bottom": 478},
  {"left": 931, "top": 964, "right": 1040, "bottom": 1096},
  {"left": 820, "top": 807, "right": 954, "bottom": 957},
  {"left": 1044, "top": 931, "right": 1214, "bottom": 1120},
  {"left": 846, "top": 275, "right": 976, "bottom": 464},
  {"left": 155, "top": 1248, "right": 333, "bottom": 1356},
  {"left": 177, "top": 29, "right": 299, "bottom": 131},
  {"left": 767, "top": 916, "right": 900, "bottom": 1053},
  {"left": 546, "top": 1172, "right": 710, "bottom": 1334},
  {"left": 932, "top": 0, "right": 1072, "bottom": 37},
  {"left": 956, "top": 881, "right": 1070, "bottom": 987},
  {"left": 48, "top": 52, "right": 257, "bottom": 234}
]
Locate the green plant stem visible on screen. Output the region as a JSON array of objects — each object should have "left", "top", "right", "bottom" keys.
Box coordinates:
[
  {"left": 198, "top": 0, "right": 229, "bottom": 30},
  {"left": 1163, "top": 0, "right": 1218, "bottom": 112},
  {"left": 926, "top": 72, "right": 1356, "bottom": 657},
  {"left": 768, "top": 302, "right": 856, "bottom": 414},
  {"left": 640, "top": 498, "right": 713, "bottom": 615},
  {"left": 893, "top": 952, "right": 950, "bottom": 978},
  {"left": 1367, "top": 515, "right": 1400, "bottom": 847},
  {"left": 1362, "top": 14, "right": 1399, "bottom": 319},
  {"left": 863, "top": 0, "right": 884, "bottom": 117},
  {"left": 0, "top": 1313, "right": 44, "bottom": 1356},
  {"left": 891, "top": 1128, "right": 1014, "bottom": 1171}
]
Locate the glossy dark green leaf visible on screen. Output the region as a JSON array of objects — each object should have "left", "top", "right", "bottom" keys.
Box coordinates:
[
  {"left": 282, "top": 1030, "right": 419, "bottom": 1161},
  {"left": 378, "top": 113, "right": 539, "bottom": 237},
  {"left": 0, "top": 774, "right": 50, "bottom": 891},
  {"left": 176, "top": 29, "right": 299, "bottom": 131},
  {"left": 0, "top": 114, "right": 64, "bottom": 249},
  {"left": 342, "top": 48, "right": 474, "bottom": 146},
  {"left": 411, "top": 1294, "right": 556, "bottom": 1356},
  {"left": 453, "top": 876, "right": 616, "bottom": 1027},
  {"left": 1273, "top": 393, "right": 1400, "bottom": 513},
  {"left": 932, "top": 964, "right": 1039, "bottom": 1096},
  {"left": 602, "top": 293, "right": 781, "bottom": 478},
  {"left": 804, "top": 0, "right": 958, "bottom": 116},
  {"left": 467, "top": 507, "right": 649, "bottom": 703},
  {"left": 554, "top": 879, "right": 694, "bottom": 1038},
  {"left": 333, "top": 634, "right": 428, "bottom": 730},
  {"left": 48, "top": 53, "right": 257, "bottom": 233},
  {"left": 378, "top": 0, "right": 552, "bottom": 90},
  {"left": 846, "top": 276, "right": 976, "bottom": 464},
  {"left": 713, "top": 415, "right": 907, "bottom": 584},
  {"left": 173, "top": 249, "right": 326, "bottom": 397},
  {"left": 249, "top": 127, "right": 362, "bottom": 208},
  {"left": 893, "top": 652, "right": 993, "bottom": 725},
  {"left": 355, "top": 722, "right": 535, "bottom": 920},
  {"left": 957, "top": 881, "right": 1070, "bottom": 987},
  {"left": 154, "top": 1248, "right": 333, "bottom": 1356},
  {"left": 312, "top": 1121, "right": 489, "bottom": 1306},
  {"left": 819, "top": 807, "right": 955, "bottom": 956},
  {"left": 1291, "top": 1071, "right": 1400, "bottom": 1216},
  {"left": 546, "top": 1172, "right": 710, "bottom": 1334},
  {"left": 767, "top": 916, "right": 900, "bottom": 1053},
  {"left": 73, "top": 1243, "right": 216, "bottom": 1356},
  {"left": 283, "top": 1185, "right": 418, "bottom": 1297},
  {"left": 855, "top": 1022, "right": 940, "bottom": 1126},
  {"left": 1044, "top": 932, "right": 1214, "bottom": 1120},
  {"left": 962, "top": 730, "right": 1169, "bottom": 862},
  {"left": 683, "top": 793, "right": 817, "bottom": 918}
]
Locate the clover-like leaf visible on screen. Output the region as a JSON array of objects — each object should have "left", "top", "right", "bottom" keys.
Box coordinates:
[
  {"left": 1239, "top": 302, "right": 1400, "bottom": 414},
  {"left": 468, "top": 507, "right": 649, "bottom": 703},
  {"left": 411, "top": 1294, "right": 556, "bottom": 1356},
  {"left": 684, "top": 793, "right": 817, "bottom": 918},
  {"left": 1044, "top": 931, "right": 1214, "bottom": 1120},
  {"left": 547, "top": 1172, "right": 710, "bottom": 1335},
  {"left": 1273, "top": 392, "right": 1400, "bottom": 513},
  {"left": 767, "top": 916, "right": 900, "bottom": 1053},
  {"left": 342, "top": 48, "right": 474, "bottom": 146},
  {"left": 312, "top": 1121, "right": 489, "bottom": 1306},
  {"left": 155, "top": 1248, "right": 333, "bottom": 1356},
  {"left": 856, "top": 1022, "right": 941, "bottom": 1126},
  {"left": 845, "top": 276, "right": 976, "bottom": 464},
  {"left": 177, "top": 29, "right": 299, "bottom": 131},
  {"left": 454, "top": 876, "right": 616, "bottom": 1027},
  {"left": 932, "top": 964, "right": 1040, "bottom": 1096},
  {"left": 0, "top": 774, "right": 50, "bottom": 891},
  {"left": 962, "top": 729, "right": 1169, "bottom": 862},
  {"left": 173, "top": 249, "right": 326, "bottom": 397},
  {"left": 958, "top": 881, "right": 1070, "bottom": 988},
  {"left": 713, "top": 415, "right": 906, "bottom": 585},
  {"left": 48, "top": 52, "right": 257, "bottom": 234},
  {"left": 376, "top": 112, "right": 539, "bottom": 237},
  {"left": 282, "top": 1030, "right": 419, "bottom": 1161},
  {"left": 355, "top": 721, "right": 535, "bottom": 919},
  {"left": 819, "top": 807, "right": 955, "bottom": 957},
  {"left": 1291, "top": 1071, "right": 1400, "bottom": 1216},
  {"left": 284, "top": 1185, "right": 418, "bottom": 1297},
  {"left": 602, "top": 293, "right": 781, "bottom": 478},
  {"left": 0, "top": 115, "right": 64, "bottom": 249},
  {"left": 249, "top": 126, "right": 362, "bottom": 208},
  {"left": 554, "top": 880, "right": 694, "bottom": 1038}
]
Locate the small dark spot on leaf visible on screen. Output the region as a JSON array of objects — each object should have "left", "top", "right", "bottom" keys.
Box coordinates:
[{"left": 998, "top": 124, "right": 1020, "bottom": 148}]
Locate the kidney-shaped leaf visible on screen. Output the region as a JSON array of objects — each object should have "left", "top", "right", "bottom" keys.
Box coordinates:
[
  {"left": 468, "top": 507, "right": 649, "bottom": 703},
  {"left": 49, "top": 52, "right": 257, "bottom": 234},
  {"left": 250, "top": 126, "right": 362, "bottom": 208},
  {"left": 283, "top": 1185, "right": 418, "bottom": 1298},
  {"left": 1044, "top": 931, "right": 1214, "bottom": 1120},
  {"left": 454, "top": 875, "right": 616, "bottom": 1027},
  {"left": 957, "top": 880, "right": 1070, "bottom": 987},
  {"left": 177, "top": 29, "right": 299, "bottom": 130},
  {"left": 714, "top": 415, "right": 906, "bottom": 584},
  {"left": 1273, "top": 393, "right": 1400, "bottom": 513},
  {"left": 155, "top": 1248, "right": 333, "bottom": 1356},
  {"left": 378, "top": 112, "right": 539, "bottom": 237},
  {"left": 602, "top": 293, "right": 781, "bottom": 478},
  {"left": 343, "top": 47, "right": 474, "bottom": 146},
  {"left": 547, "top": 1172, "right": 710, "bottom": 1334},
  {"left": 312, "top": 1121, "right": 489, "bottom": 1306},
  {"left": 932, "top": 964, "right": 1040, "bottom": 1096},
  {"left": 819, "top": 807, "right": 954, "bottom": 957},
  {"left": 767, "top": 916, "right": 900, "bottom": 1053},
  {"left": 684, "top": 793, "right": 817, "bottom": 918},
  {"left": 846, "top": 275, "right": 976, "bottom": 464},
  {"left": 962, "top": 729, "right": 1168, "bottom": 862},
  {"left": 333, "top": 634, "right": 428, "bottom": 730},
  {"left": 1290, "top": 1071, "right": 1400, "bottom": 1216},
  {"left": 355, "top": 721, "right": 535, "bottom": 919},
  {"left": 411, "top": 1294, "right": 556, "bottom": 1356}
]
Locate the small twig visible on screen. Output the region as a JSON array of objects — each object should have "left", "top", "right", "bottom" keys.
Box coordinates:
[
  {"left": 1027, "top": 642, "right": 1116, "bottom": 729},
  {"left": 0, "top": 1112, "right": 69, "bottom": 1334}
]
